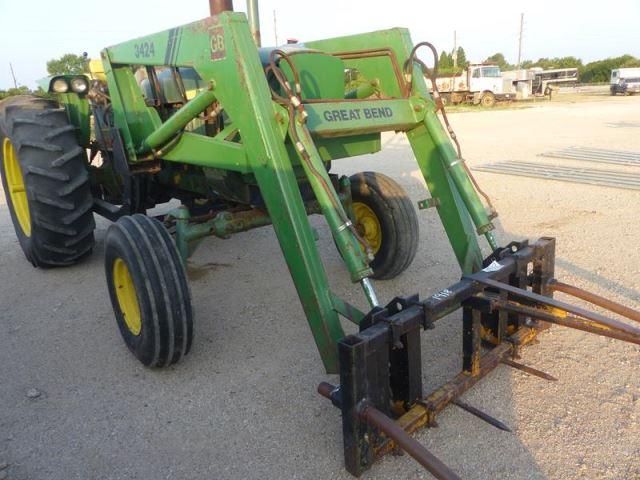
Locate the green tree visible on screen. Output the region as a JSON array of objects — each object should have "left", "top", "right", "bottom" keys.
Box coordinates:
[
  {"left": 46, "top": 53, "right": 88, "bottom": 76},
  {"left": 439, "top": 50, "right": 453, "bottom": 70},
  {"left": 0, "top": 86, "right": 31, "bottom": 100},
  {"left": 437, "top": 50, "right": 464, "bottom": 75},
  {"left": 484, "top": 52, "right": 513, "bottom": 70},
  {"left": 555, "top": 56, "right": 583, "bottom": 69},
  {"left": 524, "top": 56, "right": 583, "bottom": 70},
  {"left": 620, "top": 56, "right": 640, "bottom": 68},
  {"left": 581, "top": 55, "right": 640, "bottom": 83},
  {"left": 456, "top": 47, "right": 469, "bottom": 69},
  {"left": 484, "top": 53, "right": 512, "bottom": 71}
]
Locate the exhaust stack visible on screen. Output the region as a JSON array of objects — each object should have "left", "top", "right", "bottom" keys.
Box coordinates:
[
  {"left": 209, "top": 0, "right": 233, "bottom": 15},
  {"left": 246, "top": 0, "right": 261, "bottom": 47},
  {"left": 208, "top": 0, "right": 261, "bottom": 47}
]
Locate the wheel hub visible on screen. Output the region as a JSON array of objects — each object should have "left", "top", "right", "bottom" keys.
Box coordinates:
[
  {"left": 2, "top": 138, "right": 31, "bottom": 236},
  {"left": 113, "top": 258, "right": 142, "bottom": 336},
  {"left": 353, "top": 202, "right": 382, "bottom": 254}
]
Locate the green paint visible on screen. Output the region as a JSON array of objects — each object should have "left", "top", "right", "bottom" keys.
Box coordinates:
[
  {"left": 407, "top": 124, "right": 482, "bottom": 273},
  {"left": 138, "top": 87, "right": 217, "bottom": 153},
  {"left": 304, "top": 98, "right": 427, "bottom": 137},
  {"left": 37, "top": 75, "right": 92, "bottom": 147},
  {"left": 57, "top": 92, "right": 91, "bottom": 147},
  {"left": 41, "top": 12, "right": 499, "bottom": 371}
]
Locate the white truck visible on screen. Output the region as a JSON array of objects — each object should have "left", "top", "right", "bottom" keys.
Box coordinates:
[
  {"left": 610, "top": 68, "right": 640, "bottom": 95},
  {"left": 427, "top": 64, "right": 515, "bottom": 107}
]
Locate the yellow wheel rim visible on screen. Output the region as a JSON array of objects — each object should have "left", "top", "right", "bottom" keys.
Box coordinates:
[
  {"left": 113, "top": 258, "right": 142, "bottom": 336},
  {"left": 353, "top": 202, "right": 382, "bottom": 255},
  {"left": 2, "top": 138, "right": 31, "bottom": 236}
]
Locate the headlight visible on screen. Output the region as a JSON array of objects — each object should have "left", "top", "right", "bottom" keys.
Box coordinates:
[
  {"left": 52, "top": 78, "right": 69, "bottom": 93},
  {"left": 70, "top": 77, "right": 88, "bottom": 94}
]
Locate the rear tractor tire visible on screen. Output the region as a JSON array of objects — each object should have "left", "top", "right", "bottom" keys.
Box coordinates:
[
  {"left": 0, "top": 96, "right": 95, "bottom": 267},
  {"left": 104, "top": 214, "right": 193, "bottom": 367},
  {"left": 349, "top": 171, "right": 419, "bottom": 280}
]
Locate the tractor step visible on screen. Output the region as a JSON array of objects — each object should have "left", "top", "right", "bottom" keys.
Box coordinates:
[{"left": 92, "top": 198, "right": 126, "bottom": 221}]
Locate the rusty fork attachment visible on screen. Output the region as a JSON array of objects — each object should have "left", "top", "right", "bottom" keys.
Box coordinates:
[{"left": 318, "top": 237, "right": 640, "bottom": 478}]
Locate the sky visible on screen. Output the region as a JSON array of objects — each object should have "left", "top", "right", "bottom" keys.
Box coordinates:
[{"left": 1, "top": 0, "right": 639, "bottom": 89}]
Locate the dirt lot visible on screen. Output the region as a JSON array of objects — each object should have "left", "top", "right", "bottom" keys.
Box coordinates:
[{"left": 1, "top": 94, "right": 639, "bottom": 480}]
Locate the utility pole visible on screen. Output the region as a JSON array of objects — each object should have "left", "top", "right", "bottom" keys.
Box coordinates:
[
  {"left": 273, "top": 9, "right": 278, "bottom": 46},
  {"left": 9, "top": 62, "right": 18, "bottom": 89},
  {"left": 517, "top": 13, "right": 524, "bottom": 70},
  {"left": 453, "top": 30, "right": 457, "bottom": 68}
]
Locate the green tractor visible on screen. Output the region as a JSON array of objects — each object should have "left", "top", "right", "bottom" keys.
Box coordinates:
[{"left": 1, "top": 2, "right": 638, "bottom": 477}]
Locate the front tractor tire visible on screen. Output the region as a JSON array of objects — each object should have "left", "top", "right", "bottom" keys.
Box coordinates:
[
  {"left": 105, "top": 214, "right": 194, "bottom": 367},
  {"left": 349, "top": 172, "right": 419, "bottom": 280},
  {"left": 0, "top": 96, "right": 95, "bottom": 267}
]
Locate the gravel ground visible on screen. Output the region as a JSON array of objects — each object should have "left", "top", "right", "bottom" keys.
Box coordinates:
[{"left": 1, "top": 95, "right": 639, "bottom": 480}]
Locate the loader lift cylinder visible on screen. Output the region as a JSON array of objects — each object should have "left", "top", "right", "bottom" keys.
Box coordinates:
[{"left": 138, "top": 86, "right": 217, "bottom": 154}]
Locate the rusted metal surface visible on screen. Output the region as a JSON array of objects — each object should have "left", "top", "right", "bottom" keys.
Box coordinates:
[
  {"left": 317, "top": 381, "right": 335, "bottom": 400},
  {"left": 318, "top": 382, "right": 462, "bottom": 480},
  {"left": 472, "top": 277, "right": 640, "bottom": 338},
  {"left": 369, "top": 326, "right": 538, "bottom": 463},
  {"left": 209, "top": 0, "right": 233, "bottom": 15},
  {"left": 497, "top": 301, "right": 640, "bottom": 346},
  {"left": 452, "top": 399, "right": 512, "bottom": 432},
  {"left": 501, "top": 358, "right": 558, "bottom": 382},
  {"left": 419, "top": 327, "right": 532, "bottom": 425},
  {"left": 548, "top": 279, "right": 640, "bottom": 325},
  {"left": 382, "top": 325, "right": 539, "bottom": 453},
  {"left": 363, "top": 406, "right": 461, "bottom": 480}
]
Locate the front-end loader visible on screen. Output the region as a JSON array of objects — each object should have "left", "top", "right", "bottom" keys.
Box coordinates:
[{"left": 1, "top": 1, "right": 639, "bottom": 477}]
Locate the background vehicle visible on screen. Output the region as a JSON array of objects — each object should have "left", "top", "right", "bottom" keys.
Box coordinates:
[
  {"left": 531, "top": 67, "right": 578, "bottom": 96},
  {"left": 611, "top": 67, "right": 640, "bottom": 95},
  {"left": 427, "top": 63, "right": 515, "bottom": 107},
  {"left": 502, "top": 67, "right": 579, "bottom": 100}
]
